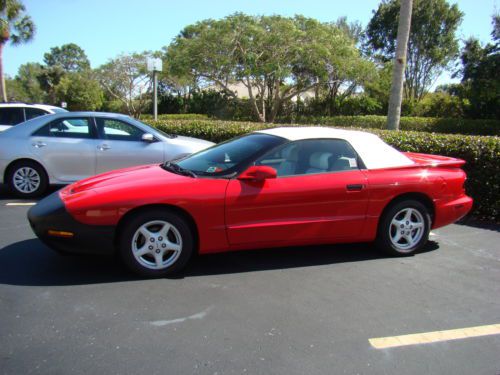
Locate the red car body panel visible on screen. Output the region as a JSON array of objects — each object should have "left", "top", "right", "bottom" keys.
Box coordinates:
[{"left": 58, "top": 151, "right": 472, "bottom": 255}]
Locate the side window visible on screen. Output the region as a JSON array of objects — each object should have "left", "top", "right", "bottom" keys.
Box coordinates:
[
  {"left": 33, "top": 118, "right": 93, "bottom": 139},
  {"left": 96, "top": 118, "right": 144, "bottom": 141},
  {"left": 25, "top": 108, "right": 49, "bottom": 120},
  {"left": 0, "top": 108, "right": 24, "bottom": 125},
  {"left": 256, "top": 139, "right": 360, "bottom": 177}
]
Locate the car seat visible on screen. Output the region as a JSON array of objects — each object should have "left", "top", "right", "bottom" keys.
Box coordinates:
[{"left": 306, "top": 152, "right": 333, "bottom": 174}]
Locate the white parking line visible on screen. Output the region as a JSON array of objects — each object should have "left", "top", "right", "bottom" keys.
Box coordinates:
[
  {"left": 5, "top": 202, "right": 36, "bottom": 206},
  {"left": 369, "top": 323, "right": 500, "bottom": 349}
]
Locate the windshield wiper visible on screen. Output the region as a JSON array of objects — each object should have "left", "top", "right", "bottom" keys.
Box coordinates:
[{"left": 161, "top": 162, "right": 197, "bottom": 178}]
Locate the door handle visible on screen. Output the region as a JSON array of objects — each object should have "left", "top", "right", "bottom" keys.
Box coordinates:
[
  {"left": 98, "top": 144, "right": 111, "bottom": 151},
  {"left": 346, "top": 184, "right": 364, "bottom": 191},
  {"left": 32, "top": 141, "right": 47, "bottom": 148}
]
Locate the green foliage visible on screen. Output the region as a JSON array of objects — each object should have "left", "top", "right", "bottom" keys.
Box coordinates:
[
  {"left": 408, "top": 92, "right": 466, "bottom": 118},
  {"left": 43, "top": 43, "right": 90, "bottom": 73},
  {"left": 453, "top": 16, "right": 499, "bottom": 119},
  {"left": 366, "top": 0, "right": 463, "bottom": 100},
  {"left": 141, "top": 113, "right": 210, "bottom": 121},
  {"left": 5, "top": 76, "right": 28, "bottom": 101},
  {"left": 291, "top": 115, "right": 499, "bottom": 136},
  {"left": 96, "top": 52, "right": 152, "bottom": 118},
  {"left": 166, "top": 13, "right": 370, "bottom": 122},
  {"left": 143, "top": 118, "right": 500, "bottom": 220},
  {"left": 11, "top": 62, "right": 46, "bottom": 102},
  {"left": 54, "top": 73, "right": 103, "bottom": 111},
  {"left": 0, "top": 0, "right": 36, "bottom": 101}
]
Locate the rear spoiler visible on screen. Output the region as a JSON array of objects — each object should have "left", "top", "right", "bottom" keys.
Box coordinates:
[{"left": 403, "top": 152, "right": 466, "bottom": 168}]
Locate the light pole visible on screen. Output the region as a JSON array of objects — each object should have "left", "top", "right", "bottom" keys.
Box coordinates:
[{"left": 147, "top": 58, "right": 163, "bottom": 121}]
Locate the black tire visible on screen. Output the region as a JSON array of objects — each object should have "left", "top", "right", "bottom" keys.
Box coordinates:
[
  {"left": 119, "top": 209, "right": 194, "bottom": 277},
  {"left": 376, "top": 200, "right": 431, "bottom": 256},
  {"left": 7, "top": 160, "right": 48, "bottom": 198}
]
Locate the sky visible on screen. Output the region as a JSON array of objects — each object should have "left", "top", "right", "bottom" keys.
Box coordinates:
[{"left": 5, "top": 0, "right": 499, "bottom": 86}]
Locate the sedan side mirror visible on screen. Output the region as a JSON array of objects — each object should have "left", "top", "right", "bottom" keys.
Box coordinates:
[
  {"left": 238, "top": 166, "right": 277, "bottom": 181},
  {"left": 141, "top": 133, "right": 156, "bottom": 142}
]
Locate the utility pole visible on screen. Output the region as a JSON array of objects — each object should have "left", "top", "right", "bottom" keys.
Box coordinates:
[
  {"left": 387, "top": 0, "right": 413, "bottom": 130},
  {"left": 147, "top": 58, "right": 162, "bottom": 121},
  {"left": 153, "top": 69, "right": 158, "bottom": 121}
]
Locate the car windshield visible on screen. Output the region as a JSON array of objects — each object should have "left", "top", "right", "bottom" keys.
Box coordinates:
[{"left": 175, "top": 133, "right": 286, "bottom": 177}]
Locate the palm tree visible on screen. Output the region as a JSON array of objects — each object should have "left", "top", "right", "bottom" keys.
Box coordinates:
[
  {"left": 387, "top": 0, "right": 413, "bottom": 130},
  {"left": 0, "top": 0, "right": 35, "bottom": 102}
]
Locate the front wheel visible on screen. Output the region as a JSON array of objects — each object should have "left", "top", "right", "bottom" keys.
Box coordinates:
[
  {"left": 376, "top": 200, "right": 431, "bottom": 256},
  {"left": 119, "top": 209, "right": 194, "bottom": 277}
]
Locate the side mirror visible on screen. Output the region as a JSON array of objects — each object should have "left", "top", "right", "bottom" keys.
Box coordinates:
[
  {"left": 141, "top": 133, "right": 156, "bottom": 142},
  {"left": 238, "top": 166, "right": 277, "bottom": 181}
]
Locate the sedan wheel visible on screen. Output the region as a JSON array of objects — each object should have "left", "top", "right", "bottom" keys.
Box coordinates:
[
  {"left": 376, "top": 200, "right": 431, "bottom": 256},
  {"left": 8, "top": 161, "right": 48, "bottom": 198},
  {"left": 120, "top": 209, "right": 194, "bottom": 277}
]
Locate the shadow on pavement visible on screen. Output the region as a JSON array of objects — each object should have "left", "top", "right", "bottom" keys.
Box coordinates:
[
  {"left": 0, "top": 238, "right": 439, "bottom": 286},
  {"left": 456, "top": 216, "right": 500, "bottom": 233}
]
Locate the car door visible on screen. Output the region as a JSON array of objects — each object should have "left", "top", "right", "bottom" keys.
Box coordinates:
[
  {"left": 225, "top": 139, "right": 369, "bottom": 246},
  {"left": 30, "top": 117, "right": 98, "bottom": 182},
  {"left": 94, "top": 117, "right": 165, "bottom": 174}
]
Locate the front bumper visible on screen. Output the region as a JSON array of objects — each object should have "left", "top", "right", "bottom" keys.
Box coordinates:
[{"left": 28, "top": 191, "right": 115, "bottom": 255}]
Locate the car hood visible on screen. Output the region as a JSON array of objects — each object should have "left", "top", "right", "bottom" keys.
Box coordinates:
[
  {"left": 62, "top": 164, "right": 189, "bottom": 196},
  {"left": 171, "top": 135, "right": 214, "bottom": 149}
]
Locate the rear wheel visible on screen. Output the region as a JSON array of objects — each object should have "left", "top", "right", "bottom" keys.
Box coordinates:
[
  {"left": 376, "top": 200, "right": 431, "bottom": 256},
  {"left": 7, "top": 160, "right": 48, "bottom": 198},
  {"left": 119, "top": 209, "right": 194, "bottom": 277}
]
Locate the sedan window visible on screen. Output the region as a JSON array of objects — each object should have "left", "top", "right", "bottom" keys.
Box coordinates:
[
  {"left": 256, "top": 139, "right": 360, "bottom": 177},
  {"left": 0, "top": 108, "right": 24, "bottom": 125},
  {"left": 25, "top": 108, "right": 49, "bottom": 120},
  {"left": 33, "top": 118, "right": 93, "bottom": 139},
  {"left": 96, "top": 118, "right": 145, "bottom": 141}
]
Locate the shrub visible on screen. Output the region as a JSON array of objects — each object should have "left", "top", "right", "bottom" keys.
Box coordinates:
[
  {"left": 290, "top": 115, "right": 499, "bottom": 136},
  {"left": 145, "top": 118, "right": 499, "bottom": 221},
  {"left": 140, "top": 114, "right": 210, "bottom": 121}
]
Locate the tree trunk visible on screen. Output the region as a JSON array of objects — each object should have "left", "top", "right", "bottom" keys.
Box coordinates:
[
  {"left": 0, "top": 43, "right": 7, "bottom": 102},
  {"left": 387, "top": 0, "right": 413, "bottom": 130}
]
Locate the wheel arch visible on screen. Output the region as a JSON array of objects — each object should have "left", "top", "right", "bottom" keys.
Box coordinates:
[
  {"left": 378, "top": 192, "right": 435, "bottom": 231},
  {"left": 113, "top": 204, "right": 200, "bottom": 254}
]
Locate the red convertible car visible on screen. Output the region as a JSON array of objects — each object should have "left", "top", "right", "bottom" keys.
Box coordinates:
[{"left": 28, "top": 127, "right": 472, "bottom": 277}]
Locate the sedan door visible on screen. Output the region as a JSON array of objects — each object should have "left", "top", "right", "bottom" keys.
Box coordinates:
[
  {"left": 29, "top": 117, "right": 97, "bottom": 182},
  {"left": 94, "top": 117, "right": 165, "bottom": 174},
  {"left": 225, "top": 139, "right": 369, "bottom": 246}
]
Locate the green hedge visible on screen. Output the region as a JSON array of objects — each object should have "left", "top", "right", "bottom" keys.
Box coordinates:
[
  {"left": 145, "top": 119, "right": 500, "bottom": 221},
  {"left": 140, "top": 114, "right": 210, "bottom": 121},
  {"left": 291, "top": 115, "right": 500, "bottom": 136}
]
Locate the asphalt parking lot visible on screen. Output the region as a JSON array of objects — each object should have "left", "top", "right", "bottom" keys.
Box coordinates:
[{"left": 0, "top": 186, "right": 499, "bottom": 375}]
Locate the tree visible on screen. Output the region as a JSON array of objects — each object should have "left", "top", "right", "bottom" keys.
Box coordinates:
[
  {"left": 14, "top": 62, "right": 46, "bottom": 102},
  {"left": 454, "top": 15, "right": 499, "bottom": 118},
  {"left": 166, "top": 13, "right": 365, "bottom": 123},
  {"left": 37, "top": 43, "right": 90, "bottom": 104},
  {"left": 54, "top": 72, "right": 103, "bottom": 111},
  {"left": 367, "top": 0, "right": 463, "bottom": 101},
  {"left": 387, "top": 0, "right": 413, "bottom": 130},
  {"left": 0, "top": 0, "right": 35, "bottom": 101},
  {"left": 96, "top": 52, "right": 152, "bottom": 118},
  {"left": 43, "top": 43, "right": 90, "bottom": 73}
]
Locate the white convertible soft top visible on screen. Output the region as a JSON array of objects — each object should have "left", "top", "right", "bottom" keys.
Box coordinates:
[{"left": 256, "top": 127, "right": 415, "bottom": 170}]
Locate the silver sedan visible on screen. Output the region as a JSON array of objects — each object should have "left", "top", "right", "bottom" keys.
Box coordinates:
[{"left": 0, "top": 112, "right": 214, "bottom": 197}]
